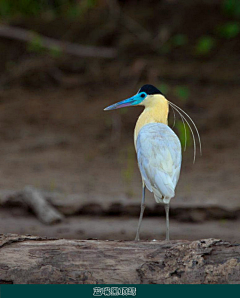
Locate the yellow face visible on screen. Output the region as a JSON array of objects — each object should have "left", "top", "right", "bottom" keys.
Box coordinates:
[
  {"left": 134, "top": 94, "right": 169, "bottom": 145},
  {"left": 140, "top": 94, "right": 168, "bottom": 108}
]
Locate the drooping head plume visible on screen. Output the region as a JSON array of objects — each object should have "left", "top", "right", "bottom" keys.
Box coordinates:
[{"left": 104, "top": 84, "right": 202, "bottom": 162}]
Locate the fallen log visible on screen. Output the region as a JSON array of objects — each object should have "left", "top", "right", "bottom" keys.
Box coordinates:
[
  {"left": 0, "top": 234, "right": 239, "bottom": 284},
  {"left": 1, "top": 188, "right": 239, "bottom": 221}
]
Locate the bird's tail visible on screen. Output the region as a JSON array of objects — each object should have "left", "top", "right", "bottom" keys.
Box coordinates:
[{"left": 154, "top": 194, "right": 172, "bottom": 204}]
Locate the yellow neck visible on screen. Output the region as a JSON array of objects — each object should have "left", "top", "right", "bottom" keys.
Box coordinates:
[{"left": 134, "top": 94, "right": 169, "bottom": 145}]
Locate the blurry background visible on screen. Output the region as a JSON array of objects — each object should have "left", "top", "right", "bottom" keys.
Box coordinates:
[{"left": 0, "top": 0, "right": 239, "bottom": 241}]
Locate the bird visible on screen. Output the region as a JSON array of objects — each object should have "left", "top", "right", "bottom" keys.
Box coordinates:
[{"left": 104, "top": 84, "right": 201, "bottom": 241}]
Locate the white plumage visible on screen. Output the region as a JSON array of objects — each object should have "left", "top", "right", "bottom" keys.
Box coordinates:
[
  {"left": 136, "top": 123, "right": 182, "bottom": 204},
  {"left": 104, "top": 84, "right": 201, "bottom": 240}
]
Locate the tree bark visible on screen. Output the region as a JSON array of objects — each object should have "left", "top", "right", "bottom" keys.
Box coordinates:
[{"left": 0, "top": 234, "right": 239, "bottom": 284}]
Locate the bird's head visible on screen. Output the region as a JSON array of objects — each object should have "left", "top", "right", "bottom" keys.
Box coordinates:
[{"left": 104, "top": 84, "right": 166, "bottom": 111}]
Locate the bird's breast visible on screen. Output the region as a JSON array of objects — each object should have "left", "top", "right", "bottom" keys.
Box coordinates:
[
  {"left": 134, "top": 106, "right": 169, "bottom": 147},
  {"left": 136, "top": 122, "right": 182, "bottom": 200}
]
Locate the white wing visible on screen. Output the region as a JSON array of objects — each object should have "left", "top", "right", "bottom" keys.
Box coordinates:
[{"left": 136, "top": 123, "right": 182, "bottom": 204}]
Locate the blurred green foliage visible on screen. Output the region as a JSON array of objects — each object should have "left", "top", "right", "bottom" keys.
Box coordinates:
[
  {"left": 195, "top": 36, "right": 216, "bottom": 56},
  {"left": 0, "top": 0, "right": 98, "bottom": 19},
  {"left": 171, "top": 34, "right": 188, "bottom": 47},
  {"left": 158, "top": 83, "right": 170, "bottom": 95},
  {"left": 158, "top": 84, "right": 190, "bottom": 103},
  {"left": 0, "top": 0, "right": 45, "bottom": 17},
  {"left": 65, "top": 0, "right": 97, "bottom": 19},
  {"left": 27, "top": 34, "right": 44, "bottom": 53},
  {"left": 216, "top": 22, "right": 240, "bottom": 39},
  {"left": 121, "top": 145, "right": 135, "bottom": 185},
  {"left": 27, "top": 34, "right": 62, "bottom": 57},
  {"left": 120, "top": 145, "right": 136, "bottom": 198},
  {"left": 159, "top": 43, "right": 171, "bottom": 54},
  {"left": 159, "top": 34, "right": 188, "bottom": 54},
  {"left": 175, "top": 119, "right": 192, "bottom": 149},
  {"left": 49, "top": 45, "right": 63, "bottom": 58},
  {"left": 173, "top": 86, "right": 191, "bottom": 148},
  {"left": 222, "top": 0, "right": 240, "bottom": 18},
  {"left": 174, "top": 86, "right": 190, "bottom": 103},
  {"left": 157, "top": 82, "right": 191, "bottom": 149}
]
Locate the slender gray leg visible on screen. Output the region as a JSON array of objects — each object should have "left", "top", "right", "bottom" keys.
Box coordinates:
[
  {"left": 135, "top": 184, "right": 146, "bottom": 241},
  {"left": 164, "top": 203, "right": 170, "bottom": 241}
]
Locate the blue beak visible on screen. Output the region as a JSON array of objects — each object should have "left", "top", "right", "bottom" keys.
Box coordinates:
[
  {"left": 104, "top": 95, "right": 136, "bottom": 111},
  {"left": 104, "top": 93, "right": 144, "bottom": 111}
]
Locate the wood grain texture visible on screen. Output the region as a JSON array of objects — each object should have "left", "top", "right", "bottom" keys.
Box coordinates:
[{"left": 0, "top": 234, "right": 239, "bottom": 284}]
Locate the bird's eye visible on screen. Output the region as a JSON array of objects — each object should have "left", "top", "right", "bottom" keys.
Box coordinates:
[{"left": 140, "top": 93, "right": 145, "bottom": 98}]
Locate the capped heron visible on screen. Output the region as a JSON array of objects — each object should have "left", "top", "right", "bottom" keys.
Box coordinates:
[{"left": 104, "top": 84, "right": 201, "bottom": 241}]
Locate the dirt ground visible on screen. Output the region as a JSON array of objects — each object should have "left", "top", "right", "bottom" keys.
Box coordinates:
[{"left": 0, "top": 62, "right": 240, "bottom": 241}]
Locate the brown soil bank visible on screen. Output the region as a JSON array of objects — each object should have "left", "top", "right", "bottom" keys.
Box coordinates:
[{"left": 0, "top": 0, "right": 239, "bottom": 241}]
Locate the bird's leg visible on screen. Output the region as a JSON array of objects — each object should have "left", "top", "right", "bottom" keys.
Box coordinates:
[
  {"left": 164, "top": 203, "right": 170, "bottom": 241},
  {"left": 135, "top": 184, "right": 146, "bottom": 241}
]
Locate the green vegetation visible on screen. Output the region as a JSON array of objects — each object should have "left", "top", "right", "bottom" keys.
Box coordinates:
[
  {"left": 49, "top": 45, "right": 63, "bottom": 58},
  {"left": 171, "top": 34, "right": 188, "bottom": 47},
  {"left": 120, "top": 145, "right": 136, "bottom": 198},
  {"left": 27, "top": 34, "right": 44, "bottom": 53},
  {"left": 0, "top": 0, "right": 98, "bottom": 19},
  {"left": 216, "top": 22, "right": 240, "bottom": 39},
  {"left": 27, "top": 34, "right": 63, "bottom": 57},
  {"left": 175, "top": 120, "right": 192, "bottom": 149},
  {"left": 195, "top": 35, "right": 216, "bottom": 56},
  {"left": 159, "top": 34, "right": 188, "bottom": 54},
  {"left": 158, "top": 83, "right": 190, "bottom": 103},
  {"left": 158, "top": 83, "right": 170, "bottom": 95},
  {"left": 222, "top": 0, "right": 240, "bottom": 18},
  {"left": 121, "top": 145, "right": 135, "bottom": 185},
  {"left": 63, "top": 0, "right": 97, "bottom": 19},
  {"left": 174, "top": 86, "right": 190, "bottom": 103},
  {"left": 0, "top": 0, "right": 45, "bottom": 17},
  {"left": 157, "top": 83, "right": 191, "bottom": 149},
  {"left": 194, "top": 1, "right": 240, "bottom": 57},
  {"left": 174, "top": 86, "right": 191, "bottom": 148},
  {"left": 159, "top": 43, "right": 171, "bottom": 54}
]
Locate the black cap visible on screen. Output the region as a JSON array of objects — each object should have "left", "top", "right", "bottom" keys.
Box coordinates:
[{"left": 138, "top": 84, "right": 163, "bottom": 95}]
